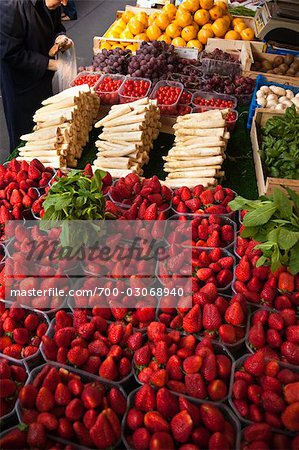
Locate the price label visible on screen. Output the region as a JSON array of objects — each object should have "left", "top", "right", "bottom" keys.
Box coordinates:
[{"left": 174, "top": 47, "right": 199, "bottom": 60}]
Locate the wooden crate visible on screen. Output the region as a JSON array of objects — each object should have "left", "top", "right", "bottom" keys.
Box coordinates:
[
  {"left": 243, "top": 51, "right": 299, "bottom": 84},
  {"left": 250, "top": 108, "right": 299, "bottom": 196},
  {"left": 93, "top": 36, "right": 142, "bottom": 54}
]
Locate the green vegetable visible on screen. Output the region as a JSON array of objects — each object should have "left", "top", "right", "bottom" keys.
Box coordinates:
[
  {"left": 260, "top": 106, "right": 299, "bottom": 180},
  {"left": 41, "top": 169, "right": 111, "bottom": 249},
  {"left": 228, "top": 6, "right": 255, "bottom": 17},
  {"left": 229, "top": 187, "right": 299, "bottom": 274}
]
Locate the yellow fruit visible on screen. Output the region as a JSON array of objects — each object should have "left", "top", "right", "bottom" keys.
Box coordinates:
[
  {"left": 128, "top": 18, "right": 145, "bottom": 35},
  {"left": 187, "top": 39, "right": 203, "bottom": 50},
  {"left": 120, "top": 29, "right": 134, "bottom": 39},
  {"left": 234, "top": 21, "right": 247, "bottom": 33},
  {"left": 148, "top": 12, "right": 160, "bottom": 25},
  {"left": 199, "top": 0, "right": 214, "bottom": 10},
  {"left": 215, "top": 1, "right": 228, "bottom": 10},
  {"left": 176, "top": 9, "right": 193, "bottom": 27},
  {"left": 122, "top": 10, "right": 135, "bottom": 24},
  {"left": 181, "top": 25, "right": 198, "bottom": 41},
  {"left": 104, "top": 31, "right": 115, "bottom": 38},
  {"left": 232, "top": 17, "right": 244, "bottom": 27},
  {"left": 240, "top": 27, "right": 255, "bottom": 40},
  {"left": 211, "top": 18, "right": 229, "bottom": 37},
  {"left": 155, "top": 12, "right": 171, "bottom": 31},
  {"left": 182, "top": 0, "right": 201, "bottom": 13},
  {"left": 166, "top": 22, "right": 182, "bottom": 38},
  {"left": 126, "top": 44, "right": 138, "bottom": 52},
  {"left": 172, "top": 37, "right": 187, "bottom": 47},
  {"left": 197, "top": 28, "right": 214, "bottom": 44},
  {"left": 157, "top": 34, "right": 172, "bottom": 44},
  {"left": 146, "top": 24, "right": 162, "bottom": 41},
  {"left": 192, "top": 21, "right": 200, "bottom": 32},
  {"left": 135, "top": 11, "right": 148, "bottom": 28},
  {"left": 100, "top": 42, "right": 111, "bottom": 50},
  {"left": 202, "top": 23, "right": 213, "bottom": 30},
  {"left": 209, "top": 5, "right": 223, "bottom": 20},
  {"left": 222, "top": 14, "right": 231, "bottom": 27},
  {"left": 134, "top": 33, "right": 149, "bottom": 41},
  {"left": 194, "top": 9, "right": 210, "bottom": 25},
  {"left": 224, "top": 29, "right": 241, "bottom": 40},
  {"left": 162, "top": 3, "right": 177, "bottom": 19},
  {"left": 115, "top": 19, "right": 127, "bottom": 30}
]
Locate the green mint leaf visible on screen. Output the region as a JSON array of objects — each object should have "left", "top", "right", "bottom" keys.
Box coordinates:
[
  {"left": 273, "top": 188, "right": 293, "bottom": 219},
  {"left": 284, "top": 186, "right": 299, "bottom": 211},
  {"left": 243, "top": 203, "right": 277, "bottom": 227},
  {"left": 277, "top": 228, "right": 299, "bottom": 250},
  {"left": 271, "top": 244, "right": 281, "bottom": 272},
  {"left": 240, "top": 227, "right": 258, "bottom": 238},
  {"left": 228, "top": 196, "right": 261, "bottom": 211},
  {"left": 289, "top": 242, "right": 299, "bottom": 275},
  {"left": 256, "top": 255, "right": 268, "bottom": 267}
]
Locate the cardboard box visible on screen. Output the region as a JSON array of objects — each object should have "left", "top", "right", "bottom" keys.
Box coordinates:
[
  {"left": 244, "top": 51, "right": 299, "bottom": 84},
  {"left": 250, "top": 108, "right": 299, "bottom": 196}
]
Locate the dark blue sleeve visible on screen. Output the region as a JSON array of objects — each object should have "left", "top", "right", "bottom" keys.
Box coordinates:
[{"left": 0, "top": 0, "right": 49, "bottom": 77}]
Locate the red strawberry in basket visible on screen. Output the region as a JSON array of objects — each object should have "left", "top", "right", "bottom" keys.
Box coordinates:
[{"left": 90, "top": 408, "right": 121, "bottom": 449}]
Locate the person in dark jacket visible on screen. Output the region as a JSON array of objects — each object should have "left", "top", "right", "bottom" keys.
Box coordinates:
[{"left": 0, "top": 0, "right": 73, "bottom": 152}]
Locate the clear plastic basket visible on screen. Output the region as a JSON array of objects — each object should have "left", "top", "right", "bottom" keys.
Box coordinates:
[
  {"left": 94, "top": 73, "right": 126, "bottom": 105},
  {"left": 200, "top": 50, "right": 242, "bottom": 77},
  {"left": 192, "top": 91, "right": 237, "bottom": 109},
  {"left": 70, "top": 71, "right": 102, "bottom": 88},
  {"left": 150, "top": 80, "right": 183, "bottom": 116},
  {"left": 119, "top": 77, "right": 151, "bottom": 104}
]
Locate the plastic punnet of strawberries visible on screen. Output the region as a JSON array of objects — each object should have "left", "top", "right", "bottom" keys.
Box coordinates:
[
  {"left": 172, "top": 185, "right": 235, "bottom": 215},
  {"left": 0, "top": 357, "right": 28, "bottom": 419},
  {"left": 17, "top": 364, "right": 127, "bottom": 449},
  {"left": 231, "top": 352, "right": 299, "bottom": 433},
  {"left": 124, "top": 384, "right": 239, "bottom": 450},
  {"left": 134, "top": 323, "right": 233, "bottom": 403}
]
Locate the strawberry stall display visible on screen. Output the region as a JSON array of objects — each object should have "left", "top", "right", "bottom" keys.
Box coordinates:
[{"left": 0, "top": 356, "right": 28, "bottom": 421}]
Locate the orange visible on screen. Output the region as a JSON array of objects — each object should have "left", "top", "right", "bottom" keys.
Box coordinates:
[
  {"left": 166, "top": 22, "right": 182, "bottom": 38},
  {"left": 240, "top": 27, "right": 255, "bottom": 40},
  {"left": 192, "top": 21, "right": 200, "bottom": 32},
  {"left": 172, "top": 37, "right": 187, "bottom": 47},
  {"left": 232, "top": 17, "right": 245, "bottom": 27},
  {"left": 224, "top": 29, "right": 241, "bottom": 40},
  {"left": 146, "top": 23, "right": 162, "bottom": 41},
  {"left": 199, "top": 0, "right": 214, "bottom": 10},
  {"left": 211, "top": 18, "right": 229, "bottom": 37},
  {"left": 182, "top": 0, "right": 201, "bottom": 13},
  {"left": 162, "top": 3, "right": 177, "bottom": 19},
  {"left": 122, "top": 10, "right": 135, "bottom": 24},
  {"left": 176, "top": 9, "right": 193, "bottom": 27},
  {"left": 115, "top": 19, "right": 127, "bottom": 30},
  {"left": 194, "top": 9, "right": 210, "bottom": 25},
  {"left": 148, "top": 12, "right": 160, "bottom": 25},
  {"left": 187, "top": 39, "right": 203, "bottom": 50},
  {"left": 215, "top": 1, "right": 228, "bottom": 10},
  {"left": 234, "top": 21, "right": 247, "bottom": 33},
  {"left": 181, "top": 25, "right": 198, "bottom": 41},
  {"left": 202, "top": 23, "right": 213, "bottom": 31},
  {"left": 222, "top": 14, "right": 231, "bottom": 27},
  {"left": 209, "top": 5, "right": 223, "bottom": 20},
  {"left": 120, "top": 29, "right": 134, "bottom": 39},
  {"left": 157, "top": 34, "right": 172, "bottom": 44},
  {"left": 100, "top": 42, "right": 112, "bottom": 50},
  {"left": 155, "top": 12, "right": 171, "bottom": 30},
  {"left": 134, "top": 32, "right": 149, "bottom": 41},
  {"left": 128, "top": 18, "right": 145, "bottom": 35},
  {"left": 111, "top": 43, "right": 122, "bottom": 50},
  {"left": 126, "top": 44, "right": 138, "bottom": 52},
  {"left": 135, "top": 12, "right": 148, "bottom": 28},
  {"left": 197, "top": 28, "right": 214, "bottom": 44}
]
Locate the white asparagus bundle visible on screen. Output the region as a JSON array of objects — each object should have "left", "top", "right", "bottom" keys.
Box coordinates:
[{"left": 42, "top": 84, "right": 90, "bottom": 105}]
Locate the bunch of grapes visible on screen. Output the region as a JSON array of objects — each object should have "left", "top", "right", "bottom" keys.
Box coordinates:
[
  {"left": 92, "top": 48, "right": 131, "bottom": 74},
  {"left": 201, "top": 74, "right": 255, "bottom": 96},
  {"left": 202, "top": 49, "right": 239, "bottom": 63},
  {"left": 127, "top": 41, "right": 178, "bottom": 83}
]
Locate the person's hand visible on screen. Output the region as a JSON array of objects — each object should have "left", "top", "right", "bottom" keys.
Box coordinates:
[
  {"left": 55, "top": 35, "right": 73, "bottom": 51},
  {"left": 48, "top": 59, "right": 60, "bottom": 71}
]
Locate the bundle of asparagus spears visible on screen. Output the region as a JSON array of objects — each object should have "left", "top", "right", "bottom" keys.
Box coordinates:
[
  {"left": 163, "top": 109, "right": 230, "bottom": 188},
  {"left": 18, "top": 85, "right": 100, "bottom": 168},
  {"left": 92, "top": 98, "right": 161, "bottom": 178}
]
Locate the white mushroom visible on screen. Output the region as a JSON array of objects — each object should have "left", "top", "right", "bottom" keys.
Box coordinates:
[
  {"left": 267, "top": 94, "right": 278, "bottom": 102},
  {"left": 285, "top": 89, "right": 294, "bottom": 99},
  {"left": 278, "top": 96, "right": 288, "bottom": 104},
  {"left": 266, "top": 100, "right": 278, "bottom": 109},
  {"left": 275, "top": 104, "right": 286, "bottom": 111},
  {"left": 256, "top": 89, "right": 265, "bottom": 98},
  {"left": 291, "top": 97, "right": 299, "bottom": 107},
  {"left": 260, "top": 86, "right": 270, "bottom": 94},
  {"left": 257, "top": 97, "right": 267, "bottom": 107},
  {"left": 282, "top": 99, "right": 293, "bottom": 107},
  {"left": 269, "top": 86, "right": 286, "bottom": 96}
]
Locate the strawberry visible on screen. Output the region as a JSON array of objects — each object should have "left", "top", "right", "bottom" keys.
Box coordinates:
[
  {"left": 35, "top": 387, "right": 54, "bottom": 412},
  {"left": 281, "top": 342, "right": 299, "bottom": 365},
  {"left": 73, "top": 421, "right": 95, "bottom": 448},
  {"left": 67, "top": 347, "right": 89, "bottom": 367},
  {"left": 180, "top": 187, "right": 192, "bottom": 202},
  {"left": 243, "top": 423, "right": 272, "bottom": 442},
  {"left": 150, "top": 369, "right": 167, "bottom": 388},
  {"left": 126, "top": 408, "right": 144, "bottom": 431},
  {"left": 150, "top": 432, "right": 174, "bottom": 450},
  {"left": 248, "top": 322, "right": 266, "bottom": 349},
  {"left": 54, "top": 327, "right": 76, "bottom": 347},
  {"left": 147, "top": 322, "right": 167, "bottom": 342},
  {"left": 281, "top": 403, "right": 299, "bottom": 431},
  {"left": 90, "top": 408, "right": 121, "bottom": 449},
  {"left": 65, "top": 398, "right": 84, "bottom": 422},
  {"left": 235, "top": 256, "right": 251, "bottom": 282},
  {"left": 266, "top": 328, "right": 282, "bottom": 348},
  {"left": 243, "top": 352, "right": 266, "bottom": 377},
  {"left": 166, "top": 355, "right": 183, "bottom": 381},
  {"left": 99, "top": 356, "right": 118, "bottom": 381},
  {"left": 203, "top": 304, "right": 222, "bottom": 331},
  {"left": 19, "top": 385, "right": 38, "bottom": 409},
  {"left": 156, "top": 387, "right": 179, "bottom": 420},
  {"left": 202, "top": 353, "right": 217, "bottom": 382},
  {"left": 37, "top": 412, "right": 58, "bottom": 431},
  {"left": 108, "top": 387, "right": 127, "bottom": 415},
  {"left": 68, "top": 378, "right": 83, "bottom": 396},
  {"left": 185, "top": 373, "right": 207, "bottom": 399},
  {"left": 218, "top": 324, "right": 236, "bottom": 344},
  {"left": 183, "top": 355, "right": 202, "bottom": 374},
  {"left": 0, "top": 379, "right": 16, "bottom": 397},
  {"left": 208, "top": 379, "right": 227, "bottom": 401},
  {"left": 225, "top": 302, "right": 246, "bottom": 326},
  {"left": 261, "top": 391, "right": 286, "bottom": 414},
  {"left": 185, "top": 198, "right": 201, "bottom": 212},
  {"left": 134, "top": 345, "right": 151, "bottom": 366},
  {"left": 286, "top": 326, "right": 299, "bottom": 344},
  {"left": 144, "top": 204, "right": 158, "bottom": 220},
  {"left": 268, "top": 312, "right": 284, "bottom": 331},
  {"left": 209, "top": 432, "right": 230, "bottom": 450},
  {"left": 183, "top": 305, "right": 202, "bottom": 334},
  {"left": 200, "top": 404, "right": 225, "bottom": 432},
  {"left": 132, "top": 428, "right": 151, "bottom": 450},
  {"left": 0, "top": 428, "right": 27, "bottom": 448},
  {"left": 200, "top": 190, "right": 214, "bottom": 205},
  {"left": 135, "top": 385, "right": 156, "bottom": 412},
  {"left": 27, "top": 422, "right": 47, "bottom": 448},
  {"left": 108, "top": 323, "right": 124, "bottom": 344},
  {"left": 232, "top": 379, "right": 248, "bottom": 400},
  {"left": 144, "top": 411, "right": 170, "bottom": 433},
  {"left": 171, "top": 410, "right": 193, "bottom": 443}
]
